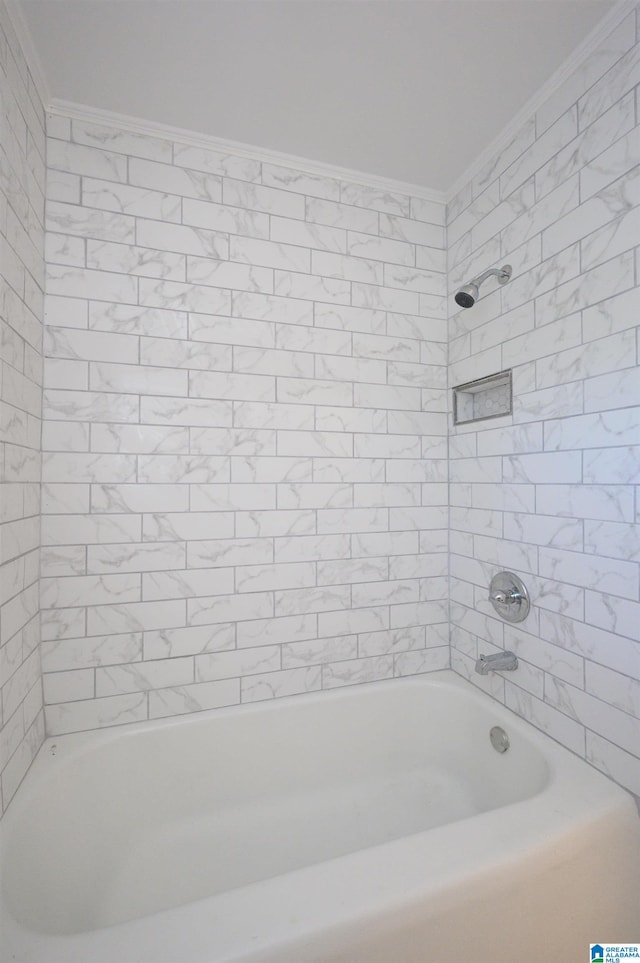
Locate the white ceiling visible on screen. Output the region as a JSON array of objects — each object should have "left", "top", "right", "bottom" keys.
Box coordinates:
[{"left": 19, "top": 0, "right": 614, "bottom": 193}]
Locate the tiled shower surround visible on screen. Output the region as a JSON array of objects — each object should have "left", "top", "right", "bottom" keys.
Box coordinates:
[
  {"left": 1, "top": 1, "right": 639, "bottom": 813},
  {"left": 0, "top": 5, "right": 45, "bottom": 813},
  {"left": 448, "top": 6, "right": 640, "bottom": 796},
  {"left": 40, "top": 116, "right": 450, "bottom": 733}
]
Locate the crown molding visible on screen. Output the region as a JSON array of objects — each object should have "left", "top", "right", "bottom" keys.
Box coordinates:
[
  {"left": 445, "top": 0, "right": 638, "bottom": 204},
  {"left": 2, "top": 0, "right": 50, "bottom": 108},
  {"left": 47, "top": 98, "right": 446, "bottom": 206}
]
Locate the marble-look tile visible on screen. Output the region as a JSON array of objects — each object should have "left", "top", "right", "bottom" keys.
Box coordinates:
[
  {"left": 148, "top": 679, "right": 239, "bottom": 719},
  {"left": 72, "top": 119, "right": 172, "bottom": 162},
  {"left": 578, "top": 37, "right": 640, "bottom": 130},
  {"left": 546, "top": 675, "right": 640, "bottom": 758},
  {"left": 242, "top": 666, "right": 322, "bottom": 703},
  {"left": 545, "top": 409, "right": 640, "bottom": 453},
  {"left": 144, "top": 623, "right": 235, "bottom": 660},
  {"left": 504, "top": 624, "right": 583, "bottom": 687},
  {"left": 539, "top": 611, "right": 640, "bottom": 681},
  {"left": 187, "top": 590, "right": 273, "bottom": 627},
  {"left": 45, "top": 693, "right": 148, "bottom": 736},
  {"left": 41, "top": 632, "right": 142, "bottom": 672},
  {"left": 89, "top": 303, "right": 187, "bottom": 339},
  {"left": 46, "top": 200, "right": 135, "bottom": 243},
  {"left": 505, "top": 684, "right": 585, "bottom": 755},
  {"left": 95, "top": 657, "right": 193, "bottom": 697},
  {"left": 585, "top": 591, "right": 640, "bottom": 643},
  {"left": 226, "top": 178, "right": 304, "bottom": 218},
  {"left": 536, "top": 12, "right": 636, "bottom": 132},
  {"left": 584, "top": 519, "right": 640, "bottom": 563},
  {"left": 311, "top": 251, "right": 382, "bottom": 286},
  {"left": 282, "top": 635, "right": 357, "bottom": 669},
  {"left": 128, "top": 158, "right": 222, "bottom": 203},
  {"left": 323, "top": 655, "right": 393, "bottom": 689},
  {"left": 586, "top": 662, "right": 640, "bottom": 720},
  {"left": 341, "top": 182, "right": 409, "bottom": 216},
  {"left": 262, "top": 164, "right": 339, "bottom": 200},
  {"left": 28, "top": 37, "right": 640, "bottom": 761},
  {"left": 83, "top": 175, "right": 182, "bottom": 221},
  {"left": 183, "top": 198, "right": 269, "bottom": 239},
  {"left": 586, "top": 732, "right": 640, "bottom": 797},
  {"left": 47, "top": 139, "right": 127, "bottom": 181},
  {"left": 174, "top": 144, "right": 261, "bottom": 182},
  {"left": 539, "top": 546, "right": 638, "bottom": 600}
]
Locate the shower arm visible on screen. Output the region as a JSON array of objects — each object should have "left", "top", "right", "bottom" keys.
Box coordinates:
[{"left": 470, "top": 266, "right": 511, "bottom": 287}]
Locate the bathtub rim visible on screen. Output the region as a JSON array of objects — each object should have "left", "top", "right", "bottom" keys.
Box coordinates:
[{"left": 0, "top": 668, "right": 582, "bottom": 786}]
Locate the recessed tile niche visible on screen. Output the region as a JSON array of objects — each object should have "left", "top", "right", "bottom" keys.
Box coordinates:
[{"left": 452, "top": 370, "right": 512, "bottom": 425}]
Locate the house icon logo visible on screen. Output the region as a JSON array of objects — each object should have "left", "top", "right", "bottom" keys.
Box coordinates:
[{"left": 591, "top": 946, "right": 604, "bottom": 963}]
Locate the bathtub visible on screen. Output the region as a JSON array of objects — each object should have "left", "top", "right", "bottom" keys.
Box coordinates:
[{"left": 1, "top": 671, "right": 639, "bottom": 963}]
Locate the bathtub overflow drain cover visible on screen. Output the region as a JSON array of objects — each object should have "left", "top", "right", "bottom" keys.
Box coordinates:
[{"left": 490, "top": 726, "right": 509, "bottom": 753}]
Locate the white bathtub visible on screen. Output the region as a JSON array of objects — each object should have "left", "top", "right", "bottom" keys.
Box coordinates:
[{"left": 1, "top": 670, "right": 639, "bottom": 963}]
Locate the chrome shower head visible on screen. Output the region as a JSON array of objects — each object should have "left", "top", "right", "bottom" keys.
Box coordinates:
[
  {"left": 454, "top": 283, "right": 479, "bottom": 309},
  {"left": 454, "top": 264, "right": 512, "bottom": 309}
]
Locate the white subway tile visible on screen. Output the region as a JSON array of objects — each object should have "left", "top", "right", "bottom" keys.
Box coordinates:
[
  {"left": 148, "top": 679, "right": 239, "bottom": 719},
  {"left": 47, "top": 139, "right": 127, "bottom": 181},
  {"left": 188, "top": 591, "right": 273, "bottom": 626},
  {"left": 539, "top": 546, "right": 638, "bottom": 600},
  {"left": 231, "top": 455, "right": 313, "bottom": 483},
  {"left": 262, "top": 164, "right": 340, "bottom": 200},
  {"left": 233, "top": 291, "right": 313, "bottom": 326},
  {"left": 545, "top": 408, "right": 640, "bottom": 452},
  {"left": 173, "top": 144, "right": 261, "bottom": 182},
  {"left": 45, "top": 693, "right": 148, "bottom": 736},
  {"left": 282, "top": 635, "right": 357, "bottom": 668},
  {"left": 585, "top": 591, "right": 640, "bottom": 643},
  {"left": 139, "top": 278, "right": 230, "bottom": 314},
  {"left": 230, "top": 236, "right": 310, "bottom": 273},
  {"left": 190, "top": 370, "right": 275, "bottom": 402},
  {"left": 95, "top": 657, "right": 193, "bottom": 697},
  {"left": 536, "top": 485, "right": 634, "bottom": 523},
  {"left": 83, "top": 176, "right": 182, "bottom": 221},
  {"left": 47, "top": 200, "right": 135, "bottom": 243},
  {"left": 87, "top": 240, "right": 185, "bottom": 281},
  {"left": 225, "top": 178, "right": 304, "bottom": 218},
  {"left": 143, "top": 624, "right": 235, "bottom": 660},
  {"left": 236, "top": 509, "right": 315, "bottom": 538},
  {"left": 41, "top": 572, "right": 140, "bottom": 609},
  {"left": 242, "top": 665, "right": 322, "bottom": 702},
  {"left": 143, "top": 567, "right": 235, "bottom": 601},
  {"left": 183, "top": 197, "right": 269, "bottom": 239},
  {"left": 306, "top": 197, "right": 377, "bottom": 233},
  {"left": 584, "top": 519, "right": 640, "bottom": 562},
  {"left": 47, "top": 264, "right": 137, "bottom": 303},
  {"left": 311, "top": 251, "right": 382, "bottom": 285},
  {"left": 91, "top": 483, "right": 189, "bottom": 514},
  {"left": 186, "top": 257, "right": 272, "bottom": 293},
  {"left": 128, "top": 158, "right": 222, "bottom": 203},
  {"left": 143, "top": 512, "right": 234, "bottom": 542}
]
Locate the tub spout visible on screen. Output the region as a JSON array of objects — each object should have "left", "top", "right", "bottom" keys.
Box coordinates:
[{"left": 475, "top": 651, "right": 518, "bottom": 675}]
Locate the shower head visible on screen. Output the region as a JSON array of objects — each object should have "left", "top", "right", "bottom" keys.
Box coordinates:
[
  {"left": 454, "top": 264, "right": 512, "bottom": 309},
  {"left": 454, "top": 283, "right": 479, "bottom": 309}
]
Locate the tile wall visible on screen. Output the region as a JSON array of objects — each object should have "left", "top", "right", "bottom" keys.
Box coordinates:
[
  {"left": 448, "top": 7, "right": 640, "bottom": 797},
  {"left": 40, "top": 116, "right": 449, "bottom": 734},
  {"left": 0, "top": 4, "right": 45, "bottom": 814},
  {"left": 2, "top": 0, "right": 638, "bottom": 809}
]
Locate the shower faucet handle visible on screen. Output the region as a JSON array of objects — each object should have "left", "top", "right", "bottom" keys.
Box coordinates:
[
  {"left": 490, "top": 587, "right": 521, "bottom": 605},
  {"left": 488, "top": 572, "right": 530, "bottom": 623}
]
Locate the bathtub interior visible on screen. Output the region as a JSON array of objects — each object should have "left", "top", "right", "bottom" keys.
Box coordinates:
[{"left": 2, "top": 674, "right": 550, "bottom": 935}]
